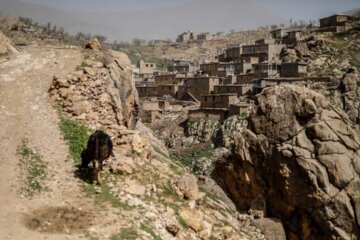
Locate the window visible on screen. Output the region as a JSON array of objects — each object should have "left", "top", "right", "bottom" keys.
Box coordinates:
[{"left": 146, "top": 64, "right": 148, "bottom": 67}]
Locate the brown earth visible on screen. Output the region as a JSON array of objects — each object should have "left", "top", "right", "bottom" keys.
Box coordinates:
[{"left": 0, "top": 46, "right": 117, "bottom": 240}]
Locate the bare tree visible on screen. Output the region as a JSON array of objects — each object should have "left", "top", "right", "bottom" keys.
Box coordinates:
[
  {"left": 132, "top": 38, "right": 145, "bottom": 46},
  {"left": 271, "top": 24, "right": 278, "bottom": 30},
  {"left": 94, "top": 35, "right": 107, "bottom": 43}
]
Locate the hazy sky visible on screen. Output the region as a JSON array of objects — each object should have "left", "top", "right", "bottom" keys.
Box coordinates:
[{"left": 20, "top": 0, "right": 360, "bottom": 21}]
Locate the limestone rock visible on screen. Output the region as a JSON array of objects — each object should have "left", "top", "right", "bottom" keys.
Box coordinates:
[
  {"left": 214, "top": 85, "right": 360, "bottom": 240},
  {"left": 179, "top": 208, "right": 204, "bottom": 232},
  {"left": 125, "top": 181, "right": 146, "bottom": 196},
  {"left": 71, "top": 101, "right": 91, "bottom": 116},
  {"left": 109, "top": 156, "right": 134, "bottom": 175},
  {"left": 85, "top": 38, "right": 101, "bottom": 50},
  {"left": 176, "top": 174, "right": 199, "bottom": 200},
  {"left": 341, "top": 73, "right": 358, "bottom": 93},
  {"left": 251, "top": 218, "right": 286, "bottom": 240}
]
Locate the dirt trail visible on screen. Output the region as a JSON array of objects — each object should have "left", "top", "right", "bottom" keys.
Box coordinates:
[{"left": 0, "top": 46, "right": 94, "bottom": 240}]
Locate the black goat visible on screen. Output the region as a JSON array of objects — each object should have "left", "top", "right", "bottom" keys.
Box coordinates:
[{"left": 81, "top": 130, "right": 113, "bottom": 184}]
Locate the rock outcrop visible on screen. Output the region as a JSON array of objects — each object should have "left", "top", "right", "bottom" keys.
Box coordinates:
[
  {"left": 85, "top": 38, "right": 101, "bottom": 51},
  {"left": 0, "top": 31, "right": 19, "bottom": 56},
  {"left": 214, "top": 85, "right": 360, "bottom": 240},
  {"left": 49, "top": 50, "right": 138, "bottom": 130},
  {"left": 340, "top": 72, "right": 360, "bottom": 123}
]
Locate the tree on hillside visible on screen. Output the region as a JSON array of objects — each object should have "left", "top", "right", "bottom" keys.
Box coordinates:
[
  {"left": 271, "top": 24, "right": 278, "bottom": 30},
  {"left": 132, "top": 38, "right": 145, "bottom": 46},
  {"left": 94, "top": 35, "right": 107, "bottom": 43}
]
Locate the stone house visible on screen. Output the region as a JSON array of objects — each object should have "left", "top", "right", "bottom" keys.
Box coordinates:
[
  {"left": 253, "top": 62, "right": 282, "bottom": 78},
  {"left": 225, "top": 45, "right": 242, "bottom": 62},
  {"left": 197, "top": 32, "right": 214, "bottom": 42},
  {"left": 176, "top": 31, "right": 197, "bottom": 43},
  {"left": 137, "top": 86, "right": 158, "bottom": 98},
  {"left": 255, "top": 39, "right": 276, "bottom": 45},
  {"left": 270, "top": 29, "right": 286, "bottom": 40},
  {"left": 319, "top": 14, "right": 353, "bottom": 33},
  {"left": 154, "top": 73, "right": 185, "bottom": 86},
  {"left": 139, "top": 60, "right": 156, "bottom": 75},
  {"left": 200, "top": 93, "right": 238, "bottom": 108},
  {"left": 252, "top": 77, "right": 304, "bottom": 94},
  {"left": 234, "top": 62, "right": 253, "bottom": 74},
  {"left": 281, "top": 62, "right": 308, "bottom": 78},
  {"left": 168, "top": 60, "right": 196, "bottom": 74},
  {"left": 236, "top": 73, "right": 256, "bottom": 84},
  {"left": 218, "top": 62, "right": 235, "bottom": 77},
  {"left": 158, "top": 84, "right": 179, "bottom": 98},
  {"left": 217, "top": 53, "right": 227, "bottom": 62},
  {"left": 241, "top": 43, "right": 285, "bottom": 63},
  {"left": 222, "top": 75, "right": 236, "bottom": 85},
  {"left": 182, "top": 76, "right": 220, "bottom": 99},
  {"left": 283, "top": 30, "right": 304, "bottom": 44},
  {"left": 200, "top": 62, "right": 219, "bottom": 76},
  {"left": 188, "top": 108, "right": 228, "bottom": 122},
  {"left": 229, "top": 103, "right": 251, "bottom": 117},
  {"left": 214, "top": 84, "right": 252, "bottom": 96}
]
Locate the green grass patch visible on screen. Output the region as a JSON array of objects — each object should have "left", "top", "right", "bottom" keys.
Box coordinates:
[
  {"left": 17, "top": 138, "right": 48, "bottom": 197},
  {"left": 83, "top": 174, "right": 133, "bottom": 210},
  {"left": 199, "top": 187, "right": 221, "bottom": 202},
  {"left": 153, "top": 146, "right": 168, "bottom": 158},
  {"left": 76, "top": 61, "right": 92, "bottom": 71},
  {"left": 170, "top": 144, "right": 214, "bottom": 167},
  {"left": 110, "top": 228, "right": 138, "bottom": 240},
  {"left": 140, "top": 224, "right": 161, "bottom": 240},
  {"left": 176, "top": 213, "right": 189, "bottom": 229},
  {"left": 162, "top": 183, "right": 177, "bottom": 197},
  {"left": 58, "top": 113, "right": 90, "bottom": 165}
]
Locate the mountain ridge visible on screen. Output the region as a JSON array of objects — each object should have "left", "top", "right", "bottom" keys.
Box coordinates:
[{"left": 0, "top": 0, "right": 285, "bottom": 41}]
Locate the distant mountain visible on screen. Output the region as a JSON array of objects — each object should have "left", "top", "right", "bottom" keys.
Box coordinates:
[
  {"left": 344, "top": 7, "right": 360, "bottom": 17},
  {"left": 0, "top": 0, "right": 285, "bottom": 41}
]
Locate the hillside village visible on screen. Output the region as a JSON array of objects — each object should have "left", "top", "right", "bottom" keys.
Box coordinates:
[
  {"left": 135, "top": 14, "right": 360, "bottom": 128},
  {"left": 0, "top": 6, "right": 360, "bottom": 240}
]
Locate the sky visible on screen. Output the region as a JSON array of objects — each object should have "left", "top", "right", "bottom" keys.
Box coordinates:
[{"left": 20, "top": 0, "right": 360, "bottom": 21}]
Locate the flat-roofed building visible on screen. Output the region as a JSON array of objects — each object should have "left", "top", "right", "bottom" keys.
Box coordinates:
[
  {"left": 182, "top": 76, "right": 220, "bottom": 99},
  {"left": 137, "top": 86, "right": 158, "bottom": 98},
  {"left": 154, "top": 73, "right": 185, "bottom": 86},
  {"left": 319, "top": 14, "right": 353, "bottom": 33},
  {"left": 236, "top": 73, "right": 256, "bottom": 84},
  {"left": 200, "top": 62, "right": 219, "bottom": 76},
  {"left": 229, "top": 103, "right": 252, "bottom": 117},
  {"left": 139, "top": 60, "right": 156, "bottom": 75},
  {"left": 200, "top": 93, "right": 238, "bottom": 109},
  {"left": 241, "top": 43, "right": 285, "bottom": 63},
  {"left": 252, "top": 77, "right": 304, "bottom": 94},
  {"left": 158, "top": 84, "right": 179, "bottom": 98},
  {"left": 281, "top": 62, "right": 308, "bottom": 78},
  {"left": 253, "top": 62, "right": 282, "bottom": 78},
  {"left": 214, "top": 84, "right": 251, "bottom": 96}
]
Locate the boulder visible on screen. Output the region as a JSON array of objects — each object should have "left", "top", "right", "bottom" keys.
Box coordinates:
[
  {"left": 85, "top": 38, "right": 101, "bottom": 51},
  {"left": 176, "top": 174, "right": 199, "bottom": 200},
  {"left": 179, "top": 208, "right": 204, "bottom": 232},
  {"left": 341, "top": 73, "right": 358, "bottom": 93},
  {"left": 251, "top": 218, "right": 286, "bottom": 240},
  {"left": 105, "top": 50, "right": 139, "bottom": 128},
  {"left": 214, "top": 85, "right": 360, "bottom": 240}
]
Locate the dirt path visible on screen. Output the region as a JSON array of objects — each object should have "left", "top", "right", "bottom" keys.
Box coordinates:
[{"left": 0, "top": 46, "right": 94, "bottom": 240}]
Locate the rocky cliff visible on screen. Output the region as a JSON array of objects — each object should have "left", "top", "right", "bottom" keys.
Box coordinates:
[{"left": 214, "top": 85, "right": 360, "bottom": 240}]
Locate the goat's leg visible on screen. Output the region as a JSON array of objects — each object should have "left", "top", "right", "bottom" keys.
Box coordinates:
[{"left": 94, "top": 160, "right": 101, "bottom": 185}]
